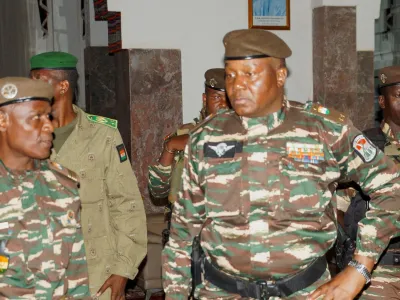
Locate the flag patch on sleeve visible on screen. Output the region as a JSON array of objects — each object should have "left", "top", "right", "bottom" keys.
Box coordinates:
[
  {"left": 352, "top": 134, "right": 377, "bottom": 163},
  {"left": 116, "top": 144, "right": 128, "bottom": 163}
]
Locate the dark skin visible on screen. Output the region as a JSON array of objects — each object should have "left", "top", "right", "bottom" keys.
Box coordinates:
[
  {"left": 224, "top": 57, "right": 374, "bottom": 300},
  {"left": 379, "top": 84, "right": 400, "bottom": 135},
  {"left": 31, "top": 69, "right": 128, "bottom": 300},
  {"left": 158, "top": 88, "right": 228, "bottom": 167},
  {"left": 0, "top": 101, "right": 53, "bottom": 170}
]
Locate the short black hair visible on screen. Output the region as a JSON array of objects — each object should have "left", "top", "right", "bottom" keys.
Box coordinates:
[{"left": 54, "top": 69, "right": 79, "bottom": 92}]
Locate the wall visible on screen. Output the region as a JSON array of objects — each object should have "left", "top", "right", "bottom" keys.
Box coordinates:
[{"left": 108, "top": 0, "right": 313, "bottom": 123}]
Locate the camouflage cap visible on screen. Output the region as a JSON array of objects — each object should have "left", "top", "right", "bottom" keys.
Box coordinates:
[
  {"left": 0, "top": 77, "right": 53, "bottom": 107},
  {"left": 379, "top": 66, "right": 400, "bottom": 88},
  {"left": 223, "top": 29, "right": 292, "bottom": 60},
  {"left": 204, "top": 68, "right": 225, "bottom": 91},
  {"left": 30, "top": 51, "right": 78, "bottom": 70}
]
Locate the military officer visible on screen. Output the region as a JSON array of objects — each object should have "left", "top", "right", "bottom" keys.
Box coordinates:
[
  {"left": 30, "top": 52, "right": 147, "bottom": 300},
  {"left": 336, "top": 66, "right": 400, "bottom": 299},
  {"left": 162, "top": 29, "right": 400, "bottom": 300},
  {"left": 148, "top": 69, "right": 228, "bottom": 245},
  {"left": 0, "top": 77, "right": 90, "bottom": 299}
]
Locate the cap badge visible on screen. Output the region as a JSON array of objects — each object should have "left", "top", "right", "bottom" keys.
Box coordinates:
[
  {"left": 1, "top": 84, "right": 18, "bottom": 99},
  {"left": 380, "top": 73, "right": 387, "bottom": 84},
  {"left": 209, "top": 78, "right": 217, "bottom": 88}
]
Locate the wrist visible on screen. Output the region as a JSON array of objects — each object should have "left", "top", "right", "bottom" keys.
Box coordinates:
[
  {"left": 348, "top": 259, "right": 372, "bottom": 285},
  {"left": 164, "top": 140, "right": 176, "bottom": 154}
]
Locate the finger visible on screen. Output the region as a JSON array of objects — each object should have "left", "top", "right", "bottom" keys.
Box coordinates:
[
  {"left": 307, "top": 286, "right": 327, "bottom": 300},
  {"left": 96, "top": 280, "right": 111, "bottom": 297},
  {"left": 110, "top": 287, "right": 119, "bottom": 300}
]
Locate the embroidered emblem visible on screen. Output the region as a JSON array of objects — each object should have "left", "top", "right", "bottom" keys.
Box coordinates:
[
  {"left": 1, "top": 83, "right": 18, "bottom": 99},
  {"left": 0, "top": 241, "right": 9, "bottom": 274},
  {"left": 87, "top": 114, "right": 118, "bottom": 129},
  {"left": 380, "top": 73, "right": 387, "bottom": 84},
  {"left": 116, "top": 144, "right": 128, "bottom": 162},
  {"left": 204, "top": 141, "right": 242, "bottom": 158},
  {"left": 352, "top": 135, "right": 377, "bottom": 163},
  {"left": 209, "top": 78, "right": 217, "bottom": 88},
  {"left": 317, "top": 106, "right": 330, "bottom": 115},
  {"left": 67, "top": 210, "right": 75, "bottom": 224},
  {"left": 286, "top": 142, "right": 324, "bottom": 164}
]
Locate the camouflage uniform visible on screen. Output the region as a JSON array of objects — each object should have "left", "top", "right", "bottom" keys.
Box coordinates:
[
  {"left": 162, "top": 100, "right": 400, "bottom": 299},
  {"left": 337, "top": 122, "right": 400, "bottom": 300},
  {"left": 0, "top": 159, "right": 90, "bottom": 299}
]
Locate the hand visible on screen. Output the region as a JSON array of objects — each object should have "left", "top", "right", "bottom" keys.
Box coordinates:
[
  {"left": 97, "top": 274, "right": 128, "bottom": 300},
  {"left": 166, "top": 134, "right": 189, "bottom": 152},
  {"left": 307, "top": 266, "right": 366, "bottom": 300}
]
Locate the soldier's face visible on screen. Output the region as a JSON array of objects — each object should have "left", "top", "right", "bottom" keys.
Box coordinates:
[
  {"left": 202, "top": 88, "right": 228, "bottom": 116},
  {"left": 30, "top": 69, "right": 63, "bottom": 99},
  {"left": 225, "top": 57, "right": 287, "bottom": 118},
  {"left": 380, "top": 85, "right": 400, "bottom": 125},
  {"left": 2, "top": 101, "right": 54, "bottom": 159}
]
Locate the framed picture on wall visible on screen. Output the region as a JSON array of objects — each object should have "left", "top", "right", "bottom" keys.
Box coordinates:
[{"left": 248, "top": 0, "right": 290, "bottom": 30}]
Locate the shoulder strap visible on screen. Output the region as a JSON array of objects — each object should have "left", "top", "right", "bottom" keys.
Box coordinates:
[
  {"left": 86, "top": 114, "right": 118, "bottom": 129},
  {"left": 48, "top": 161, "right": 79, "bottom": 184},
  {"left": 308, "top": 103, "right": 347, "bottom": 125}
]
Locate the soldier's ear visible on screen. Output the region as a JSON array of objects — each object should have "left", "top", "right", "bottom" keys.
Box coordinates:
[
  {"left": 378, "top": 95, "right": 385, "bottom": 109},
  {"left": 0, "top": 110, "right": 9, "bottom": 132},
  {"left": 59, "top": 80, "right": 70, "bottom": 94},
  {"left": 276, "top": 67, "right": 287, "bottom": 88}
]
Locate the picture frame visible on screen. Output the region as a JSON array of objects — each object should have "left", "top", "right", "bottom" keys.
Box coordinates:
[{"left": 248, "top": 0, "right": 290, "bottom": 30}]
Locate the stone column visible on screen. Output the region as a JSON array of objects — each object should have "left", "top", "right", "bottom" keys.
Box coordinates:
[{"left": 313, "top": 6, "right": 375, "bottom": 130}]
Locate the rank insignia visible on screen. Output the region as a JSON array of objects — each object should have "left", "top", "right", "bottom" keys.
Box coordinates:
[
  {"left": 116, "top": 144, "right": 128, "bottom": 163},
  {"left": 87, "top": 114, "right": 118, "bottom": 129},
  {"left": 380, "top": 73, "right": 387, "bottom": 84},
  {"left": 317, "top": 106, "right": 330, "bottom": 115},
  {"left": 286, "top": 142, "right": 324, "bottom": 164},
  {"left": 204, "top": 141, "right": 243, "bottom": 158},
  {"left": 67, "top": 210, "right": 75, "bottom": 224},
  {"left": 353, "top": 135, "right": 377, "bottom": 163}
]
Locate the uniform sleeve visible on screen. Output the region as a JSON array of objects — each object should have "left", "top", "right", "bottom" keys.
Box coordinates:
[
  {"left": 66, "top": 221, "right": 91, "bottom": 298},
  {"left": 106, "top": 129, "right": 147, "bottom": 280},
  {"left": 334, "top": 121, "right": 400, "bottom": 263},
  {"left": 148, "top": 162, "right": 172, "bottom": 200},
  {"left": 162, "top": 137, "right": 206, "bottom": 299}
]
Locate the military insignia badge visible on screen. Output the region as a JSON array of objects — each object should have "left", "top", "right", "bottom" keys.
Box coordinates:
[
  {"left": 352, "top": 135, "right": 377, "bottom": 163},
  {"left": 87, "top": 114, "right": 118, "bottom": 129},
  {"left": 1, "top": 83, "right": 18, "bottom": 99},
  {"left": 286, "top": 142, "right": 324, "bottom": 164},
  {"left": 116, "top": 144, "right": 128, "bottom": 162},
  {"left": 0, "top": 241, "right": 9, "bottom": 274},
  {"left": 204, "top": 141, "right": 243, "bottom": 158},
  {"left": 67, "top": 210, "right": 75, "bottom": 224},
  {"left": 380, "top": 73, "right": 387, "bottom": 84},
  {"left": 317, "top": 106, "right": 330, "bottom": 115},
  {"left": 209, "top": 78, "right": 217, "bottom": 88}
]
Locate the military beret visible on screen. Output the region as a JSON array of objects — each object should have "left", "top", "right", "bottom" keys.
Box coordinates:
[
  {"left": 379, "top": 66, "right": 400, "bottom": 88},
  {"left": 204, "top": 68, "right": 225, "bottom": 91},
  {"left": 0, "top": 77, "right": 53, "bottom": 107},
  {"left": 30, "top": 51, "right": 78, "bottom": 70},
  {"left": 223, "top": 29, "right": 292, "bottom": 60}
]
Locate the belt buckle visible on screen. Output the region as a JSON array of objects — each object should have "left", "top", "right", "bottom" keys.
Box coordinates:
[{"left": 256, "top": 280, "right": 279, "bottom": 300}]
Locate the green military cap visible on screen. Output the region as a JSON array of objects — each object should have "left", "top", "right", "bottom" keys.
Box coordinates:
[
  {"left": 30, "top": 51, "right": 78, "bottom": 70},
  {"left": 204, "top": 68, "right": 225, "bottom": 91},
  {"left": 379, "top": 66, "right": 400, "bottom": 88},
  {"left": 223, "top": 29, "right": 292, "bottom": 60},
  {"left": 0, "top": 77, "right": 53, "bottom": 107}
]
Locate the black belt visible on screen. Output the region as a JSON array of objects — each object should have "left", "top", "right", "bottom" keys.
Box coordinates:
[
  {"left": 379, "top": 251, "right": 400, "bottom": 266},
  {"left": 203, "top": 256, "right": 327, "bottom": 299}
]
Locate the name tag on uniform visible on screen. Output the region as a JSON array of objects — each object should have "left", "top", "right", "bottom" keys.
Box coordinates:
[{"left": 204, "top": 141, "right": 243, "bottom": 158}]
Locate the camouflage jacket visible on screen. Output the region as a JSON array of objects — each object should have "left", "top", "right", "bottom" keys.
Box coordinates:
[
  {"left": 0, "top": 159, "right": 90, "bottom": 299},
  {"left": 162, "top": 100, "right": 400, "bottom": 298},
  {"left": 148, "top": 122, "right": 196, "bottom": 204}
]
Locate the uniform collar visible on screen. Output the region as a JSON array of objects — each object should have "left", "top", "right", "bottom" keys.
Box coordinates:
[{"left": 381, "top": 121, "right": 400, "bottom": 145}]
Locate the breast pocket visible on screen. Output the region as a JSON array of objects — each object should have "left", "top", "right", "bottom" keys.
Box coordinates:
[
  {"left": 204, "top": 156, "right": 248, "bottom": 220},
  {"left": 279, "top": 157, "right": 326, "bottom": 215}
]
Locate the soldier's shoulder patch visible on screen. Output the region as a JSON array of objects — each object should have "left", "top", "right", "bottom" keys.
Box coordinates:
[
  {"left": 86, "top": 114, "right": 118, "bottom": 129},
  {"left": 189, "top": 113, "right": 218, "bottom": 134},
  {"left": 116, "top": 144, "right": 128, "bottom": 163},
  {"left": 308, "top": 103, "right": 347, "bottom": 125},
  {"left": 48, "top": 161, "right": 80, "bottom": 184},
  {"left": 352, "top": 134, "right": 377, "bottom": 163}
]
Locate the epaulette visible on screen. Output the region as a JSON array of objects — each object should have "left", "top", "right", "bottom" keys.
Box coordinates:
[
  {"left": 86, "top": 114, "right": 118, "bottom": 129},
  {"left": 308, "top": 103, "right": 347, "bottom": 125},
  {"left": 189, "top": 113, "right": 218, "bottom": 134},
  {"left": 49, "top": 161, "right": 79, "bottom": 184}
]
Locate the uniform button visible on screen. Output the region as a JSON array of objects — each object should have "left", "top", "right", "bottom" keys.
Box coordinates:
[
  {"left": 129, "top": 202, "right": 136, "bottom": 211},
  {"left": 98, "top": 204, "right": 103, "bottom": 211},
  {"left": 106, "top": 137, "right": 111, "bottom": 145},
  {"left": 88, "top": 153, "right": 95, "bottom": 161},
  {"left": 105, "top": 266, "right": 111, "bottom": 274},
  {"left": 80, "top": 170, "right": 86, "bottom": 178},
  {"left": 90, "top": 248, "right": 96, "bottom": 256},
  {"left": 78, "top": 125, "right": 83, "bottom": 130},
  {"left": 108, "top": 200, "right": 113, "bottom": 207},
  {"left": 88, "top": 226, "right": 92, "bottom": 233},
  {"left": 90, "top": 123, "right": 95, "bottom": 128}
]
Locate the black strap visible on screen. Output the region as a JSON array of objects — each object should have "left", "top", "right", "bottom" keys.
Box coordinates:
[{"left": 203, "top": 256, "right": 327, "bottom": 299}]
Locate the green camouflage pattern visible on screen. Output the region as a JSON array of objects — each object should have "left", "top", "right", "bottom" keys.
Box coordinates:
[
  {"left": 0, "top": 159, "right": 90, "bottom": 299},
  {"left": 162, "top": 100, "right": 400, "bottom": 299},
  {"left": 360, "top": 265, "right": 400, "bottom": 299}
]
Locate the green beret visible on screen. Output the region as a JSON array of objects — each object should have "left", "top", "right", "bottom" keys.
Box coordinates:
[
  {"left": 0, "top": 77, "right": 53, "bottom": 107},
  {"left": 379, "top": 66, "right": 400, "bottom": 89},
  {"left": 30, "top": 51, "right": 78, "bottom": 70},
  {"left": 223, "top": 29, "right": 292, "bottom": 60},
  {"left": 204, "top": 68, "right": 225, "bottom": 91}
]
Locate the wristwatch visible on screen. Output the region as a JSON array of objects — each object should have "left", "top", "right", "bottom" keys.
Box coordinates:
[{"left": 348, "top": 259, "right": 371, "bottom": 284}]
